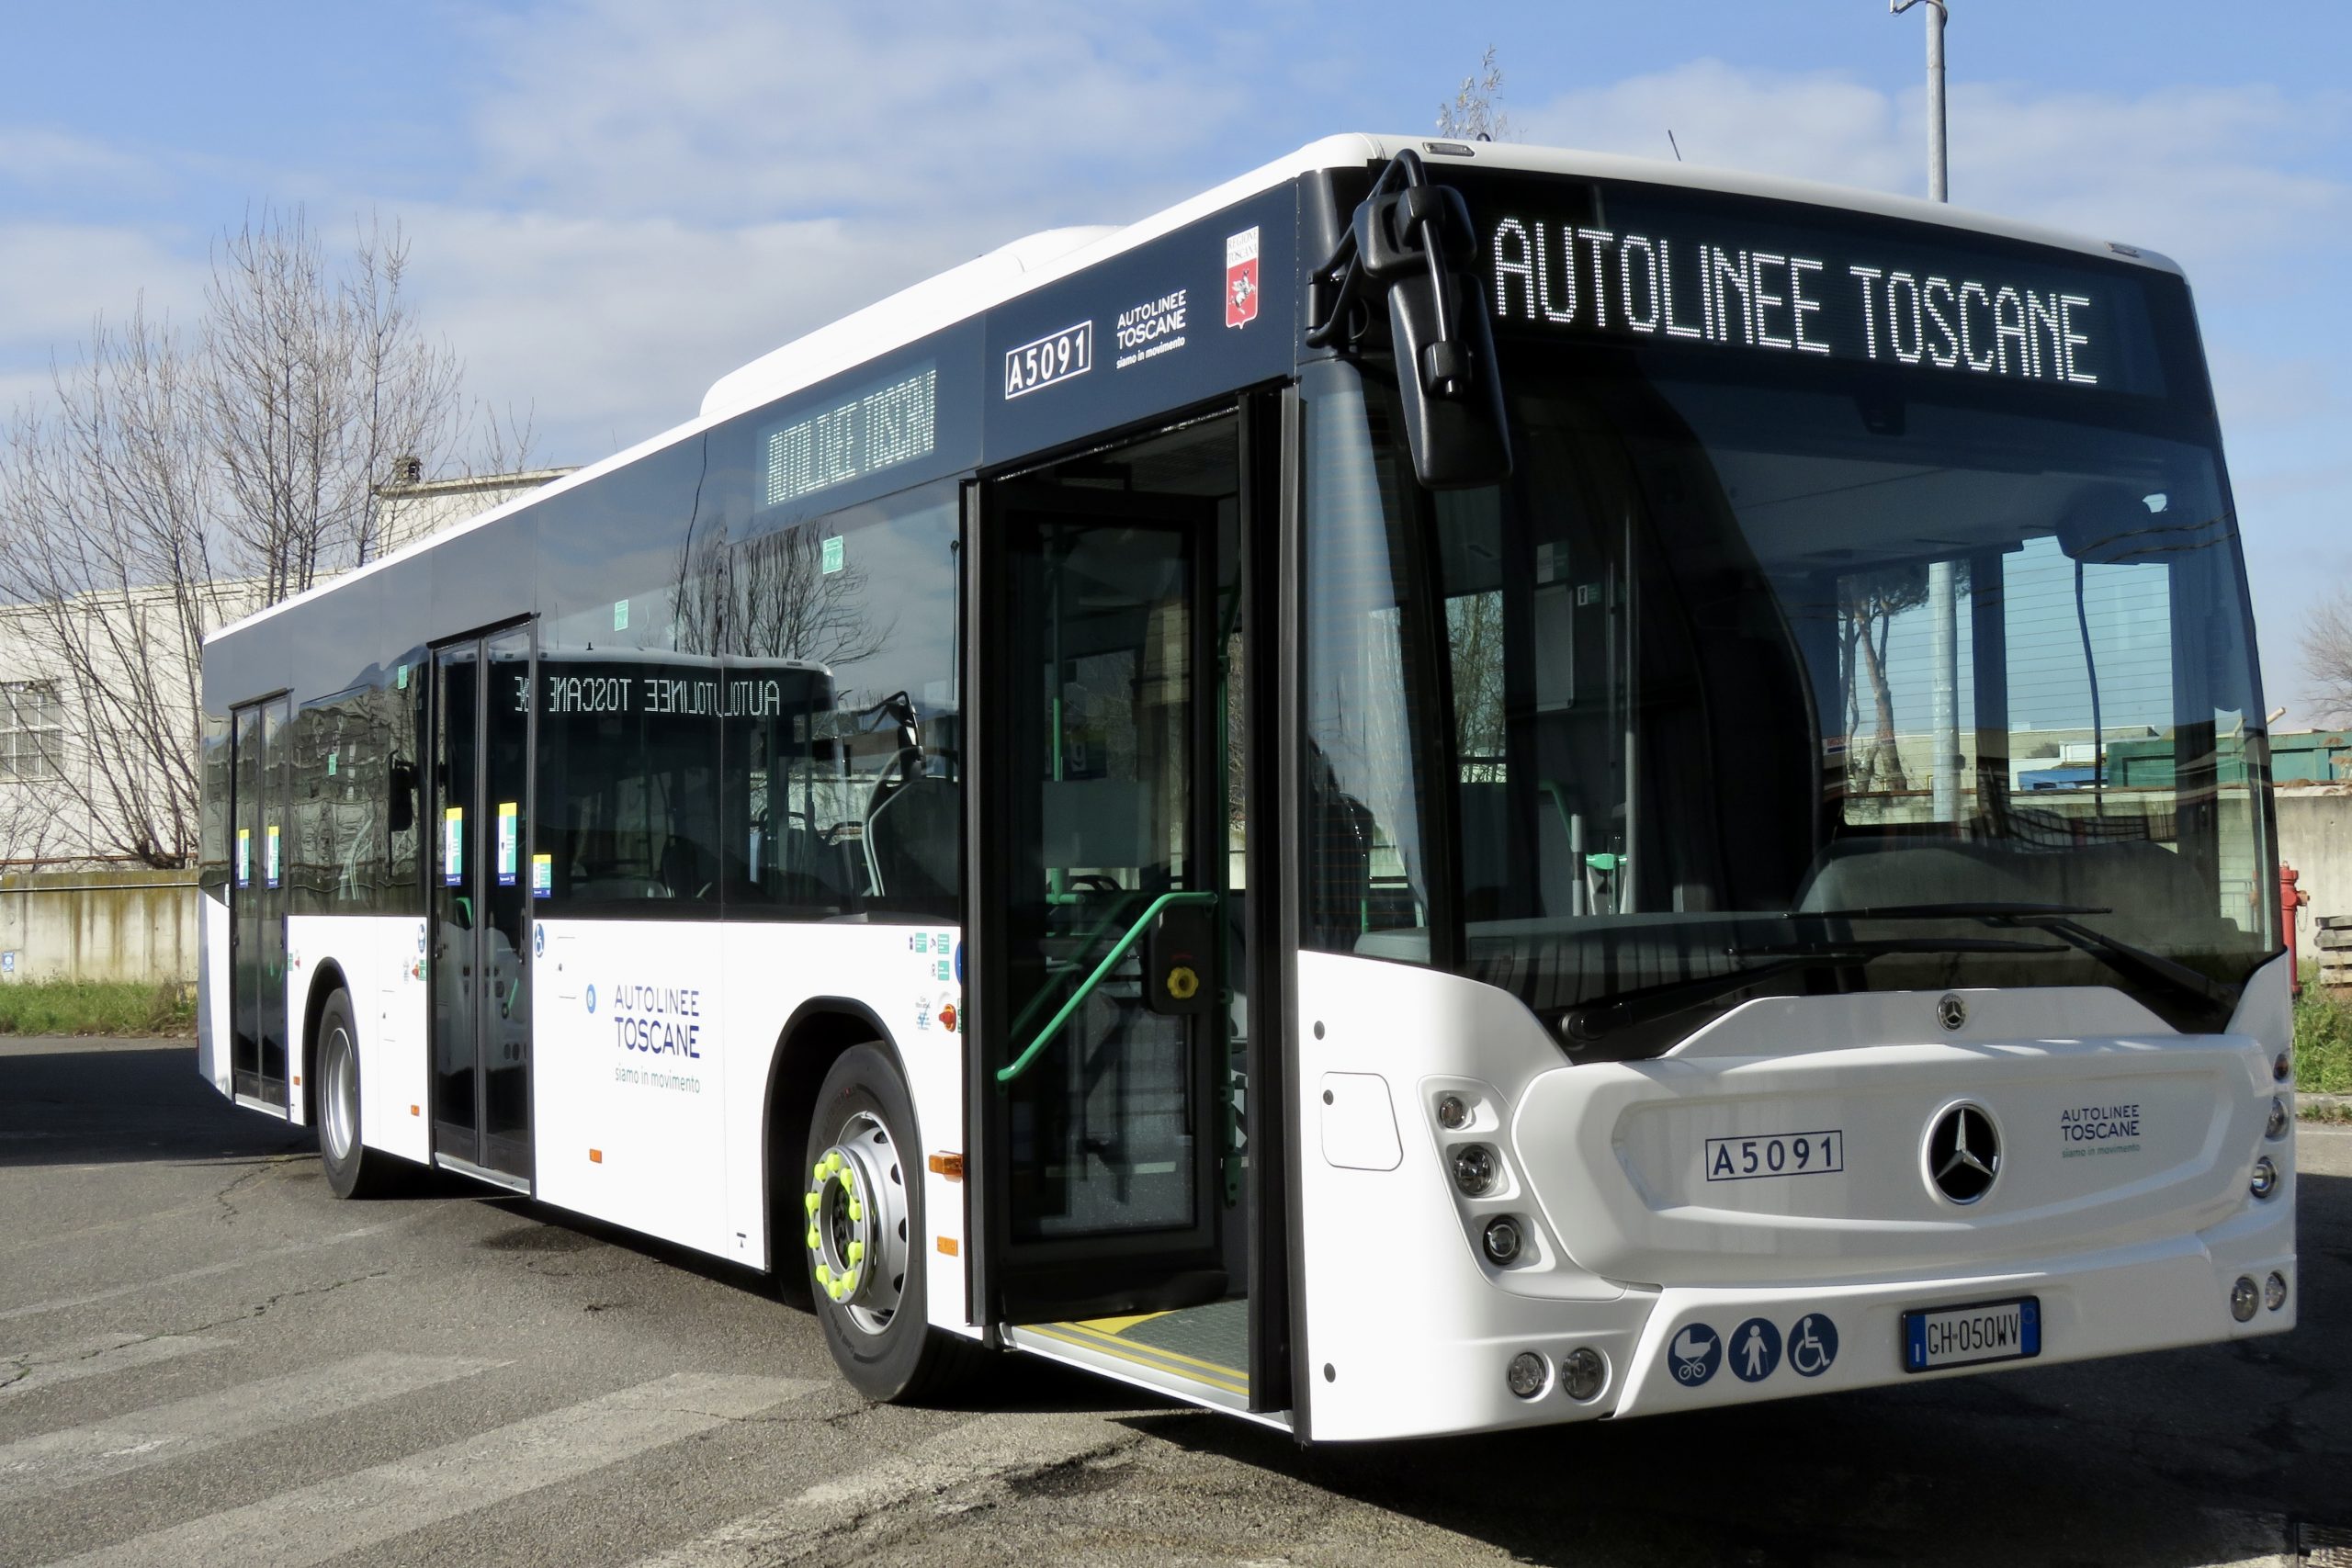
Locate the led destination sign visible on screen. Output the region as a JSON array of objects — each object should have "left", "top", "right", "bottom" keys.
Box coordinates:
[
  {"left": 762, "top": 363, "right": 936, "bottom": 509},
  {"left": 1473, "top": 182, "right": 2165, "bottom": 396}
]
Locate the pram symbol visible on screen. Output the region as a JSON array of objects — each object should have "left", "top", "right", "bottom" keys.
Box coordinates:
[{"left": 1670, "top": 1324, "right": 1722, "bottom": 1385}]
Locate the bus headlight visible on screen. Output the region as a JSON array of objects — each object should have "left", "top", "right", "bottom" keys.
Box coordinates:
[
  {"left": 2267, "top": 1097, "right": 2290, "bottom": 1140},
  {"left": 1560, "top": 1347, "right": 1607, "bottom": 1402},
  {"left": 2250, "top": 1156, "right": 2279, "bottom": 1201},
  {"left": 2231, "top": 1276, "right": 2259, "bottom": 1322},
  {"left": 1452, "top": 1144, "right": 1498, "bottom": 1196},
  {"left": 2273, "top": 1052, "right": 2292, "bottom": 1083},
  {"left": 1435, "top": 1093, "right": 1469, "bottom": 1130},
  {"left": 2266, "top": 1271, "right": 2289, "bottom": 1312},
  {"left": 1506, "top": 1351, "right": 1549, "bottom": 1399},
  {"left": 1482, "top": 1215, "right": 1523, "bottom": 1264}
]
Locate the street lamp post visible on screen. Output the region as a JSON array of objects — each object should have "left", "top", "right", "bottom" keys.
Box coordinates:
[{"left": 1894, "top": 0, "right": 1962, "bottom": 825}]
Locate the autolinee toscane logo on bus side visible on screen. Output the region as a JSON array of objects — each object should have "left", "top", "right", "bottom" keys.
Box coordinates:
[{"left": 1486, "top": 216, "right": 2105, "bottom": 386}]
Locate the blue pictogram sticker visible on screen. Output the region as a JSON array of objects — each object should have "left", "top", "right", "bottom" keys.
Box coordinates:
[
  {"left": 1669, "top": 1322, "right": 1723, "bottom": 1386},
  {"left": 954, "top": 941, "right": 964, "bottom": 984},
  {"left": 533, "top": 926, "right": 545, "bottom": 957},
  {"left": 1728, "top": 1316, "right": 1782, "bottom": 1382},
  {"left": 1789, "top": 1313, "right": 1838, "bottom": 1377},
  {"left": 584, "top": 984, "right": 597, "bottom": 1014}
]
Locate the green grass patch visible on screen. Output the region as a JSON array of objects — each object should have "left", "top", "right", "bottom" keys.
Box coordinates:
[
  {"left": 2292, "top": 984, "right": 2352, "bottom": 1096},
  {"left": 0, "top": 980, "right": 194, "bottom": 1037}
]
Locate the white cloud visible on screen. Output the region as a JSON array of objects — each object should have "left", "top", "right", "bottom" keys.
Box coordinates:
[{"left": 0, "top": 221, "right": 205, "bottom": 364}]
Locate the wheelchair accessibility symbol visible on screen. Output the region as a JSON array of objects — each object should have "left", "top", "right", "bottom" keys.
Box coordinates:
[
  {"left": 1669, "top": 1323, "right": 1723, "bottom": 1385},
  {"left": 1789, "top": 1313, "right": 1839, "bottom": 1377}
]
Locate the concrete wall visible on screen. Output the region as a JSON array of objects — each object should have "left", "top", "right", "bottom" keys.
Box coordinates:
[
  {"left": 0, "top": 869, "right": 197, "bottom": 985},
  {"left": 2277, "top": 790, "right": 2352, "bottom": 964}
]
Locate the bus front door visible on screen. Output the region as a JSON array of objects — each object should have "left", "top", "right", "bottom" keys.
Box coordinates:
[
  {"left": 974, "top": 408, "right": 1279, "bottom": 1415},
  {"left": 228, "top": 695, "right": 291, "bottom": 1112},
  {"left": 428, "top": 625, "right": 536, "bottom": 1188}
]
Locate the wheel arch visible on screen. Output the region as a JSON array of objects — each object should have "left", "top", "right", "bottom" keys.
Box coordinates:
[
  {"left": 299, "top": 960, "right": 353, "bottom": 1128},
  {"left": 761, "top": 998, "right": 913, "bottom": 1291}
]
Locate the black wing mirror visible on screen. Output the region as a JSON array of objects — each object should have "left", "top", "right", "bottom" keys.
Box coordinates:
[{"left": 1308, "top": 150, "right": 1512, "bottom": 490}]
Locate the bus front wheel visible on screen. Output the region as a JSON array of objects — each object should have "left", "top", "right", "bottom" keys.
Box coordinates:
[{"left": 802, "top": 1043, "right": 981, "bottom": 1401}]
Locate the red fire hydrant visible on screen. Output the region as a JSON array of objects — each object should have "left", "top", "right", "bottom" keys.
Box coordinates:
[{"left": 2282, "top": 863, "right": 2311, "bottom": 996}]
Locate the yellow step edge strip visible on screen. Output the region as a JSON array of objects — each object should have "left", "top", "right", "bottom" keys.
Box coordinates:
[{"left": 1030, "top": 1321, "right": 1250, "bottom": 1393}]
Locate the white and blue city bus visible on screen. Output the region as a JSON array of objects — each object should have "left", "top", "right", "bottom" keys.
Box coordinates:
[{"left": 197, "top": 134, "right": 2295, "bottom": 1440}]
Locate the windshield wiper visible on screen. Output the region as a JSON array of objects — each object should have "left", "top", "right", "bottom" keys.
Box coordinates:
[
  {"left": 1805, "top": 901, "right": 2231, "bottom": 1014},
  {"left": 1558, "top": 935, "right": 2065, "bottom": 1044}
]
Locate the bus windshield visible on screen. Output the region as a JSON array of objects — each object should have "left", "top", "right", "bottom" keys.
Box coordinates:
[{"left": 1302, "top": 324, "right": 2275, "bottom": 1055}]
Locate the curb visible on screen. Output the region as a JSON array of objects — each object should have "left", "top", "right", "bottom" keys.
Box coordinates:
[{"left": 2300, "top": 1092, "right": 2352, "bottom": 1123}]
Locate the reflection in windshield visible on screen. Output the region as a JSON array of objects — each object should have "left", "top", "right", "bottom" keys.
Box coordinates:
[{"left": 1302, "top": 353, "right": 2274, "bottom": 1052}]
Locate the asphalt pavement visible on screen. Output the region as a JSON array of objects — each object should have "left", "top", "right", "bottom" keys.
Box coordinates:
[{"left": 2, "top": 1035, "right": 2346, "bottom": 1568}]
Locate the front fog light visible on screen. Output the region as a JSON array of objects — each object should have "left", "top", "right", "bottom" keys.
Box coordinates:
[
  {"left": 2266, "top": 1271, "right": 2289, "bottom": 1312},
  {"left": 1452, "top": 1144, "right": 1498, "bottom": 1196},
  {"left": 2231, "top": 1276, "right": 2259, "bottom": 1322},
  {"left": 2267, "top": 1097, "right": 2290, "bottom": 1140},
  {"left": 2250, "top": 1156, "right": 2279, "bottom": 1201},
  {"left": 1436, "top": 1093, "right": 1469, "bottom": 1130},
  {"left": 1482, "top": 1215, "right": 1523, "bottom": 1264},
  {"left": 1506, "top": 1351, "right": 1549, "bottom": 1399},
  {"left": 1560, "top": 1347, "right": 1607, "bottom": 1402}
]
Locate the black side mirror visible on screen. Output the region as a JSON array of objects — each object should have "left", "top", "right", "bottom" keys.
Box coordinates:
[{"left": 1309, "top": 150, "right": 1514, "bottom": 491}]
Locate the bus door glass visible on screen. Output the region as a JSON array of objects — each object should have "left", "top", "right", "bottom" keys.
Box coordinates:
[
  {"left": 977, "top": 412, "right": 1248, "bottom": 1339},
  {"left": 229, "top": 694, "right": 291, "bottom": 1110},
  {"left": 429, "top": 624, "right": 536, "bottom": 1184}
]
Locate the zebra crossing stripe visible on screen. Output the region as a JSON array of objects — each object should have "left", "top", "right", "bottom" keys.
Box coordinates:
[
  {"left": 1, "top": 1335, "right": 232, "bottom": 1402},
  {"left": 37, "top": 1372, "right": 817, "bottom": 1568},
  {"left": 622, "top": 1411, "right": 1141, "bottom": 1568},
  {"left": 0, "top": 1351, "right": 494, "bottom": 1500}
]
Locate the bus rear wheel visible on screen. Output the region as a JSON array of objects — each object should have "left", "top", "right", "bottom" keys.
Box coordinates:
[
  {"left": 803, "top": 1043, "right": 982, "bottom": 1401},
  {"left": 316, "top": 989, "right": 408, "bottom": 1200}
]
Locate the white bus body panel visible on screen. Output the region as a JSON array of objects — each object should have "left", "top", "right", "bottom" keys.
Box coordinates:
[
  {"left": 1295, "top": 950, "right": 2295, "bottom": 1441},
  {"left": 196, "top": 891, "right": 230, "bottom": 1095},
  {"left": 282, "top": 914, "right": 432, "bottom": 1163},
  {"left": 530, "top": 919, "right": 972, "bottom": 1334}
]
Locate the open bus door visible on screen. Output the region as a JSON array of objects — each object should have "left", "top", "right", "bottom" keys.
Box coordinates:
[{"left": 967, "top": 400, "right": 1293, "bottom": 1419}]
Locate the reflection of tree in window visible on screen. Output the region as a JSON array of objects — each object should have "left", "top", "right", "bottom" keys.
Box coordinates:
[{"left": 673, "top": 524, "right": 894, "bottom": 665}]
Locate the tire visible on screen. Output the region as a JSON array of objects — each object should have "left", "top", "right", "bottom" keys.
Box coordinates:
[
  {"left": 802, "top": 1043, "right": 986, "bottom": 1402},
  {"left": 315, "top": 989, "right": 409, "bottom": 1200}
]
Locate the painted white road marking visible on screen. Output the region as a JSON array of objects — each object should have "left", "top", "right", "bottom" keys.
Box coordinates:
[
  {"left": 0, "top": 1351, "right": 494, "bottom": 1498},
  {"left": 38, "top": 1372, "right": 819, "bottom": 1568},
  {"left": 623, "top": 1411, "right": 1141, "bottom": 1568},
  {"left": 0, "top": 1335, "right": 231, "bottom": 1401}
]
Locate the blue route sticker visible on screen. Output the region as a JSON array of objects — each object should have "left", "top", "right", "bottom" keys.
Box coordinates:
[
  {"left": 1668, "top": 1322, "right": 1723, "bottom": 1386},
  {"left": 585, "top": 985, "right": 598, "bottom": 1015},
  {"left": 1788, "top": 1313, "right": 1839, "bottom": 1378},
  {"left": 1728, "top": 1316, "right": 1782, "bottom": 1382}
]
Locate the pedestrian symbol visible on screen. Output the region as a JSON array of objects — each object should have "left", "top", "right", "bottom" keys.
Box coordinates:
[
  {"left": 1669, "top": 1323, "right": 1723, "bottom": 1386},
  {"left": 1728, "top": 1316, "right": 1781, "bottom": 1382},
  {"left": 1789, "top": 1313, "right": 1839, "bottom": 1378}
]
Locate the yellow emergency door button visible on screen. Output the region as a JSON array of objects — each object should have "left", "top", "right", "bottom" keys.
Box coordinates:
[{"left": 1166, "top": 964, "right": 1200, "bottom": 1001}]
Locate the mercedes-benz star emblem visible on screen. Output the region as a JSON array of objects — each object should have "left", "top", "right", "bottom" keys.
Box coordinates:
[
  {"left": 1937, "top": 992, "right": 1968, "bottom": 1032},
  {"left": 1927, "top": 1103, "right": 2000, "bottom": 1204}
]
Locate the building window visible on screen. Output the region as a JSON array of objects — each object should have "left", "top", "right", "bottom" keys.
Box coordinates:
[{"left": 0, "top": 682, "right": 62, "bottom": 782}]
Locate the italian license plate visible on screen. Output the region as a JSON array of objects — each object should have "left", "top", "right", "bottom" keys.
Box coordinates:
[{"left": 1903, "top": 1296, "right": 2041, "bottom": 1372}]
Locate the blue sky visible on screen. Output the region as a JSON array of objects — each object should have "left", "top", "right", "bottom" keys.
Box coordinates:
[{"left": 2, "top": 1, "right": 2345, "bottom": 713}]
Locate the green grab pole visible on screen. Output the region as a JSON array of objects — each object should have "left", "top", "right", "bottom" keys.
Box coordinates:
[{"left": 995, "top": 890, "right": 1217, "bottom": 1085}]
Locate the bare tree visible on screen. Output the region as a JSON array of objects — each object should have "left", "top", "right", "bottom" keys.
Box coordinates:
[
  {"left": 0, "top": 210, "right": 473, "bottom": 867},
  {"left": 673, "top": 522, "right": 893, "bottom": 671},
  {"left": 1437, "top": 46, "right": 1513, "bottom": 141},
  {"left": 2302, "top": 589, "right": 2352, "bottom": 728}
]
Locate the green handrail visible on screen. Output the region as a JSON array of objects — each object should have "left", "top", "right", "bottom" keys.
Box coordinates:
[{"left": 995, "top": 890, "right": 1217, "bottom": 1085}]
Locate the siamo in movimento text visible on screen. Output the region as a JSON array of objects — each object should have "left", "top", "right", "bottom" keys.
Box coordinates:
[{"left": 1488, "top": 218, "right": 2103, "bottom": 385}]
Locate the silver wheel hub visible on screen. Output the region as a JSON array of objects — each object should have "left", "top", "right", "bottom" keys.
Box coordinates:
[
  {"left": 322, "top": 1026, "right": 358, "bottom": 1162},
  {"left": 806, "top": 1110, "right": 910, "bottom": 1336}
]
